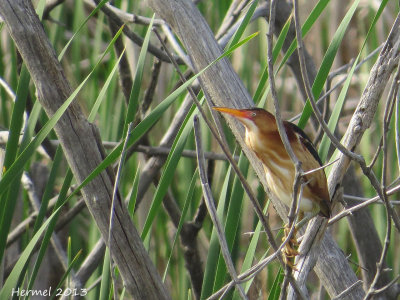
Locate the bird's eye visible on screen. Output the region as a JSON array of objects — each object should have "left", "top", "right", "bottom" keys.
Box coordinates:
[{"left": 251, "top": 112, "right": 256, "bottom": 117}]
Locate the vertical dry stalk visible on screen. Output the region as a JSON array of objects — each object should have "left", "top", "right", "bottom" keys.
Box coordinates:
[{"left": 0, "top": 1, "right": 170, "bottom": 299}]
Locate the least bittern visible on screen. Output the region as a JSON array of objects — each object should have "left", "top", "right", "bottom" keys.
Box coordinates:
[{"left": 213, "top": 107, "right": 331, "bottom": 267}]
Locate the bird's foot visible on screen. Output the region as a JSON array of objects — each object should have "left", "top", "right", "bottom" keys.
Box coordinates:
[{"left": 282, "top": 225, "right": 299, "bottom": 270}]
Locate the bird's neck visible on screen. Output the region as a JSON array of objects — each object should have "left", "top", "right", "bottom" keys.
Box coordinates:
[{"left": 245, "top": 127, "right": 290, "bottom": 163}]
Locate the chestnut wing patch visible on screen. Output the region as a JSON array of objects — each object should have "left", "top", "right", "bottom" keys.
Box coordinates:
[{"left": 284, "top": 122, "right": 323, "bottom": 166}]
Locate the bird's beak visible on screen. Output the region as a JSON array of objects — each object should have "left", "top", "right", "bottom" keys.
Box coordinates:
[{"left": 212, "top": 107, "right": 252, "bottom": 120}]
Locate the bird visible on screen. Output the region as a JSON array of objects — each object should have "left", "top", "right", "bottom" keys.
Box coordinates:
[{"left": 213, "top": 106, "right": 331, "bottom": 265}]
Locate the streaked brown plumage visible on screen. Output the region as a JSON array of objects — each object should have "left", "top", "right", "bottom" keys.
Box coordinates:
[{"left": 213, "top": 106, "right": 331, "bottom": 218}]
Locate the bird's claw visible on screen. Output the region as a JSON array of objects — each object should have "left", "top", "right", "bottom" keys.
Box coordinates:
[
  {"left": 282, "top": 225, "right": 299, "bottom": 271},
  {"left": 282, "top": 255, "right": 298, "bottom": 271}
]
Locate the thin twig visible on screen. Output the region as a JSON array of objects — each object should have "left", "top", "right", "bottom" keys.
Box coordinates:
[
  {"left": 142, "top": 58, "right": 162, "bottom": 116},
  {"left": 0, "top": 135, "right": 236, "bottom": 161},
  {"left": 161, "top": 24, "right": 192, "bottom": 67},
  {"left": 267, "top": 0, "right": 302, "bottom": 175},
  {"left": 216, "top": 0, "right": 251, "bottom": 39},
  {"left": 108, "top": 17, "right": 133, "bottom": 104},
  {"left": 108, "top": 122, "right": 134, "bottom": 300},
  {"left": 207, "top": 250, "right": 278, "bottom": 300},
  {"left": 329, "top": 183, "right": 400, "bottom": 225},
  {"left": 267, "top": 1, "right": 306, "bottom": 296},
  {"left": 343, "top": 195, "right": 400, "bottom": 205},
  {"left": 92, "top": 0, "right": 182, "bottom": 64},
  {"left": 280, "top": 183, "right": 304, "bottom": 300},
  {"left": 368, "top": 275, "right": 400, "bottom": 297},
  {"left": 0, "top": 76, "right": 16, "bottom": 99},
  {"left": 42, "top": 0, "right": 65, "bottom": 20},
  {"left": 194, "top": 115, "right": 248, "bottom": 300},
  {"left": 332, "top": 280, "right": 363, "bottom": 300},
  {"left": 302, "top": 158, "right": 339, "bottom": 176},
  {"left": 367, "top": 136, "right": 384, "bottom": 169},
  {"left": 396, "top": 88, "right": 400, "bottom": 174},
  {"left": 218, "top": 2, "right": 268, "bottom": 50},
  {"left": 364, "top": 64, "right": 400, "bottom": 300},
  {"left": 107, "top": 143, "right": 237, "bottom": 161},
  {"left": 84, "top": 0, "right": 165, "bottom": 26}
]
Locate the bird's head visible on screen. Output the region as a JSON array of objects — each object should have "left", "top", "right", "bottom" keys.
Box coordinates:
[{"left": 212, "top": 107, "right": 277, "bottom": 135}]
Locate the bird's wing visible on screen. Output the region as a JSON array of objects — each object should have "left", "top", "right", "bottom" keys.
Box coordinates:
[
  {"left": 285, "top": 122, "right": 331, "bottom": 217},
  {"left": 285, "top": 122, "right": 322, "bottom": 165}
]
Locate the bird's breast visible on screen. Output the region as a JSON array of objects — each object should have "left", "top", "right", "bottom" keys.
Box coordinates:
[
  {"left": 246, "top": 129, "right": 316, "bottom": 212},
  {"left": 264, "top": 164, "right": 315, "bottom": 212},
  {"left": 246, "top": 129, "right": 293, "bottom": 188}
]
